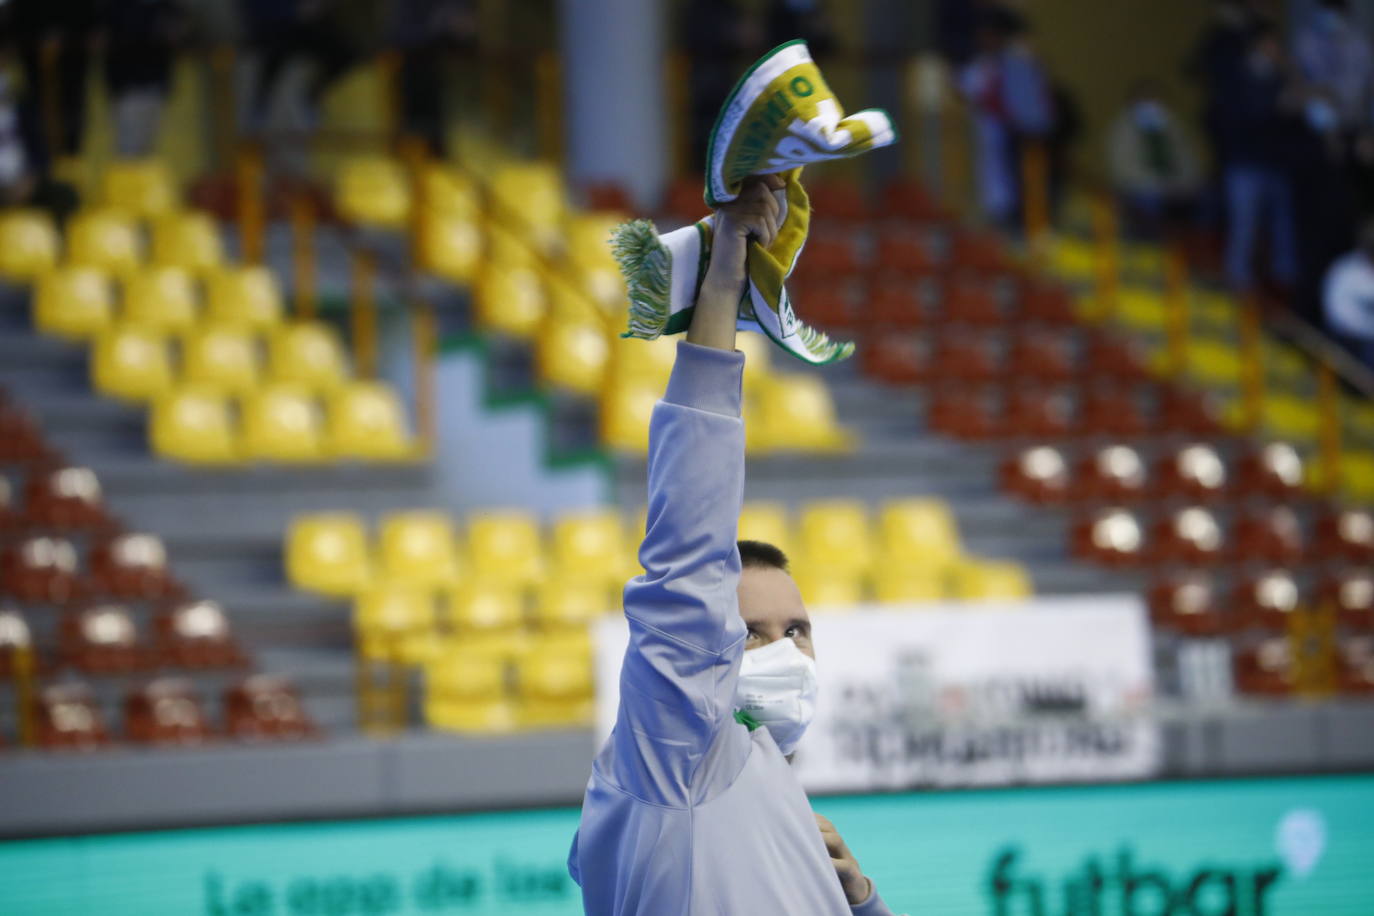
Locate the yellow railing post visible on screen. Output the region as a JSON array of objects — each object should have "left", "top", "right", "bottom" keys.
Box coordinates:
[
  {"left": 290, "top": 194, "right": 318, "bottom": 321},
  {"left": 14, "top": 645, "right": 35, "bottom": 748},
  {"left": 1020, "top": 139, "right": 1051, "bottom": 260},
  {"left": 1163, "top": 246, "right": 1190, "bottom": 379},
  {"left": 413, "top": 299, "right": 437, "bottom": 451},
  {"left": 1238, "top": 297, "right": 1266, "bottom": 432},
  {"left": 1090, "top": 191, "right": 1120, "bottom": 323},
  {"left": 941, "top": 89, "right": 973, "bottom": 218},
  {"left": 236, "top": 143, "right": 266, "bottom": 265},
  {"left": 1317, "top": 364, "right": 1344, "bottom": 495},
  {"left": 351, "top": 250, "right": 379, "bottom": 378},
  {"left": 398, "top": 135, "right": 430, "bottom": 274}
]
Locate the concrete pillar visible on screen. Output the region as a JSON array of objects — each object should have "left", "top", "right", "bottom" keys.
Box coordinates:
[{"left": 558, "top": 0, "right": 667, "bottom": 209}]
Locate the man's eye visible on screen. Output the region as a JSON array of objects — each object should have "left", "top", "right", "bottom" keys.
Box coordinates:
[{"left": 785, "top": 625, "right": 800, "bottom": 638}]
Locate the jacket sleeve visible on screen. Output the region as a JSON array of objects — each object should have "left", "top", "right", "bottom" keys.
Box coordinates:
[
  {"left": 851, "top": 885, "right": 901, "bottom": 916},
  {"left": 607, "top": 341, "right": 749, "bottom": 807}
]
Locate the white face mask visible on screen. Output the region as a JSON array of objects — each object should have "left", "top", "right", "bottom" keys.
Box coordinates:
[{"left": 734, "top": 637, "right": 818, "bottom": 756}]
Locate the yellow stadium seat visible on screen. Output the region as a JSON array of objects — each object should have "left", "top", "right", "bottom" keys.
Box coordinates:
[
  {"left": 474, "top": 266, "right": 546, "bottom": 338},
  {"left": 486, "top": 224, "right": 539, "bottom": 270},
  {"left": 286, "top": 513, "right": 373, "bottom": 596},
  {"left": 467, "top": 512, "right": 545, "bottom": 589},
  {"left": 612, "top": 334, "right": 677, "bottom": 386},
  {"left": 1341, "top": 451, "right": 1374, "bottom": 502},
  {"left": 100, "top": 159, "right": 177, "bottom": 218},
  {"left": 550, "top": 510, "right": 632, "bottom": 586},
  {"left": 1185, "top": 338, "right": 1243, "bottom": 386},
  {"left": 490, "top": 161, "right": 565, "bottom": 253},
  {"left": 425, "top": 650, "right": 514, "bottom": 732},
  {"left": 378, "top": 511, "right": 462, "bottom": 588},
  {"left": 1049, "top": 236, "right": 1097, "bottom": 282},
  {"left": 68, "top": 209, "right": 143, "bottom": 275},
  {"left": 241, "top": 384, "right": 325, "bottom": 462},
  {"left": 737, "top": 502, "right": 794, "bottom": 558},
  {"left": 576, "top": 260, "right": 627, "bottom": 313},
  {"left": 336, "top": 156, "right": 411, "bottom": 228},
  {"left": 537, "top": 319, "right": 610, "bottom": 396},
  {"left": 1121, "top": 244, "right": 1164, "bottom": 277},
  {"left": 752, "top": 375, "right": 851, "bottom": 452},
  {"left": 268, "top": 322, "right": 349, "bottom": 391},
  {"left": 792, "top": 568, "right": 865, "bottom": 609},
  {"left": 152, "top": 211, "right": 224, "bottom": 272},
  {"left": 734, "top": 331, "right": 774, "bottom": 394},
  {"left": 445, "top": 584, "right": 526, "bottom": 634},
  {"left": 150, "top": 387, "right": 240, "bottom": 464},
  {"left": 206, "top": 266, "right": 284, "bottom": 330},
  {"left": 422, "top": 212, "right": 482, "bottom": 283},
  {"left": 1261, "top": 395, "right": 1321, "bottom": 442},
  {"left": 34, "top": 267, "right": 115, "bottom": 340},
  {"left": 514, "top": 648, "right": 594, "bottom": 727},
  {"left": 327, "top": 382, "right": 417, "bottom": 461},
  {"left": 354, "top": 585, "right": 437, "bottom": 665},
  {"left": 952, "top": 561, "right": 1033, "bottom": 602},
  {"left": 0, "top": 209, "right": 59, "bottom": 280},
  {"left": 123, "top": 266, "right": 198, "bottom": 331},
  {"left": 566, "top": 212, "right": 623, "bottom": 268},
  {"left": 799, "top": 501, "right": 875, "bottom": 579},
  {"left": 181, "top": 325, "right": 262, "bottom": 395},
  {"left": 600, "top": 380, "right": 660, "bottom": 452},
  {"left": 879, "top": 499, "right": 962, "bottom": 570},
  {"left": 873, "top": 568, "right": 946, "bottom": 605},
  {"left": 1115, "top": 287, "right": 1167, "bottom": 333},
  {"left": 91, "top": 325, "right": 174, "bottom": 402},
  {"left": 421, "top": 165, "right": 479, "bottom": 218},
  {"left": 532, "top": 578, "right": 615, "bottom": 631}
]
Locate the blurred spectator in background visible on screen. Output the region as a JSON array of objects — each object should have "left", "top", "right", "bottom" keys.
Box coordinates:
[
  {"left": 937, "top": 0, "right": 997, "bottom": 70},
  {"left": 102, "top": 1, "right": 190, "bottom": 158},
  {"left": 10, "top": 0, "right": 100, "bottom": 167},
  {"left": 1217, "top": 21, "right": 1300, "bottom": 295},
  {"left": 764, "top": 0, "right": 837, "bottom": 61},
  {"left": 1322, "top": 217, "right": 1374, "bottom": 369},
  {"left": 683, "top": 0, "right": 760, "bottom": 172},
  {"left": 1108, "top": 80, "right": 1204, "bottom": 240},
  {"left": 1295, "top": 0, "right": 1373, "bottom": 135},
  {"left": 391, "top": 0, "right": 477, "bottom": 155},
  {"left": 960, "top": 6, "right": 1054, "bottom": 229},
  {"left": 241, "top": 0, "right": 357, "bottom": 132}
]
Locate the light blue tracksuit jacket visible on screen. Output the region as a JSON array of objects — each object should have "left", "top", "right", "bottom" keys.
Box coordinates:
[{"left": 569, "top": 342, "right": 896, "bottom": 915}]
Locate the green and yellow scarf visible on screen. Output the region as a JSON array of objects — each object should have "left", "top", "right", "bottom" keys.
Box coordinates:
[{"left": 611, "top": 39, "right": 896, "bottom": 365}]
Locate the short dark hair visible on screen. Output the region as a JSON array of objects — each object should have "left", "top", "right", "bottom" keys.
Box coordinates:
[{"left": 738, "top": 540, "right": 790, "bottom": 573}]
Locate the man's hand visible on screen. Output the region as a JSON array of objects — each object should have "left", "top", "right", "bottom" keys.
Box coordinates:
[
  {"left": 686, "top": 174, "right": 786, "bottom": 351},
  {"left": 815, "top": 813, "right": 872, "bottom": 906}
]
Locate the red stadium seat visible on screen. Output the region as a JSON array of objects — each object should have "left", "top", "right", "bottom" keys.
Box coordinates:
[
  {"left": 0, "top": 473, "right": 20, "bottom": 533},
  {"left": 1148, "top": 574, "right": 1225, "bottom": 636},
  {"left": 1232, "top": 507, "right": 1304, "bottom": 566},
  {"left": 1313, "top": 507, "right": 1374, "bottom": 563},
  {"left": 225, "top": 675, "right": 317, "bottom": 741},
  {"left": 125, "top": 678, "right": 214, "bottom": 746},
  {"left": 88, "top": 533, "right": 183, "bottom": 600},
  {"left": 1000, "top": 445, "right": 1070, "bottom": 504},
  {"left": 155, "top": 599, "right": 249, "bottom": 669},
  {"left": 1084, "top": 333, "right": 1153, "bottom": 384},
  {"left": 1005, "top": 331, "right": 1076, "bottom": 382},
  {"left": 663, "top": 177, "right": 703, "bottom": 226},
  {"left": 931, "top": 333, "right": 1002, "bottom": 382},
  {"left": 868, "top": 273, "right": 931, "bottom": 328},
  {"left": 1151, "top": 506, "right": 1225, "bottom": 566},
  {"left": 583, "top": 182, "right": 634, "bottom": 214},
  {"left": 928, "top": 387, "right": 1000, "bottom": 440},
  {"left": 1337, "top": 637, "right": 1374, "bottom": 695},
  {"left": 793, "top": 275, "right": 862, "bottom": 329},
  {"left": 0, "top": 403, "right": 50, "bottom": 462},
  {"left": 2, "top": 536, "right": 81, "bottom": 604},
  {"left": 23, "top": 465, "right": 114, "bottom": 531},
  {"left": 950, "top": 231, "right": 1010, "bottom": 272},
  {"left": 861, "top": 332, "right": 931, "bottom": 384},
  {"left": 1080, "top": 387, "right": 1151, "bottom": 438},
  {"left": 806, "top": 180, "right": 871, "bottom": 224},
  {"left": 939, "top": 274, "right": 1007, "bottom": 326},
  {"left": 1232, "top": 442, "right": 1305, "bottom": 499},
  {"left": 0, "top": 604, "right": 33, "bottom": 679},
  {"left": 1020, "top": 280, "right": 1078, "bottom": 326},
  {"left": 1321, "top": 570, "right": 1373, "bottom": 630},
  {"left": 1004, "top": 387, "right": 1076, "bottom": 438},
  {"left": 1234, "top": 637, "right": 1296, "bottom": 696},
  {"left": 34, "top": 682, "right": 112, "bottom": 751},
  {"left": 1152, "top": 444, "right": 1228, "bottom": 502},
  {"left": 879, "top": 179, "right": 948, "bottom": 222},
  {"left": 875, "top": 231, "right": 940, "bottom": 275},
  {"left": 60, "top": 604, "right": 148, "bottom": 674},
  {"left": 1075, "top": 444, "right": 1148, "bottom": 503},
  {"left": 1071, "top": 508, "right": 1146, "bottom": 567},
  {"left": 802, "top": 228, "right": 863, "bottom": 274},
  {"left": 1156, "top": 385, "right": 1224, "bottom": 436},
  {"left": 1232, "top": 570, "right": 1303, "bottom": 631}
]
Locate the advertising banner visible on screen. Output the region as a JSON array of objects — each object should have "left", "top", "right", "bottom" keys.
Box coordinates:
[
  {"left": 3, "top": 776, "right": 1373, "bottom": 914},
  {"left": 594, "top": 596, "right": 1158, "bottom": 790}
]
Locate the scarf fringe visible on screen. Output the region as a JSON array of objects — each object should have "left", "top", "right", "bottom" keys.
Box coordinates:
[{"left": 610, "top": 219, "right": 674, "bottom": 340}]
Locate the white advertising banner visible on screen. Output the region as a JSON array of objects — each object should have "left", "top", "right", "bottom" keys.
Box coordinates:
[{"left": 594, "top": 596, "right": 1159, "bottom": 791}]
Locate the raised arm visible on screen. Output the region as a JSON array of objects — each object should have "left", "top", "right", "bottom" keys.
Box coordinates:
[{"left": 606, "top": 178, "right": 782, "bottom": 807}]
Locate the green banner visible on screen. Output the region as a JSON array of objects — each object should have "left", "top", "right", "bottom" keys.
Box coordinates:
[{"left": 2, "top": 775, "right": 1371, "bottom": 914}]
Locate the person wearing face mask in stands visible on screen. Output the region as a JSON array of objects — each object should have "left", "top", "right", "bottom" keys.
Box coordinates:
[
  {"left": 1107, "top": 80, "right": 1204, "bottom": 240},
  {"left": 567, "top": 176, "right": 900, "bottom": 916}
]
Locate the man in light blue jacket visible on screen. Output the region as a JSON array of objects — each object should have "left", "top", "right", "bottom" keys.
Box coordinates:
[{"left": 568, "top": 176, "right": 898, "bottom": 915}]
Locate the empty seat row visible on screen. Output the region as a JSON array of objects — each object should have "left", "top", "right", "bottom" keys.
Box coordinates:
[
  {"left": 1070, "top": 505, "right": 1373, "bottom": 569},
  {"left": 662, "top": 176, "right": 950, "bottom": 229},
  {"left": 16, "top": 674, "right": 312, "bottom": 751},
  {"left": 423, "top": 638, "right": 595, "bottom": 732},
  {"left": 798, "top": 270, "right": 1079, "bottom": 331},
  {"left": 864, "top": 328, "right": 1153, "bottom": 387},
  {"left": 1148, "top": 569, "right": 1373, "bottom": 636},
  {"left": 93, "top": 321, "right": 348, "bottom": 401},
  {"left": 0, "top": 599, "right": 246, "bottom": 675},
  {"left": 37, "top": 265, "right": 285, "bottom": 342},
  {"left": 1, "top": 532, "right": 183, "bottom": 604},
  {"left": 1002, "top": 442, "right": 1313, "bottom": 506},
  {"left": 1233, "top": 634, "right": 1374, "bottom": 697},
  {"left": 0, "top": 208, "right": 226, "bottom": 281},
  {"left": 0, "top": 465, "right": 117, "bottom": 533}
]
